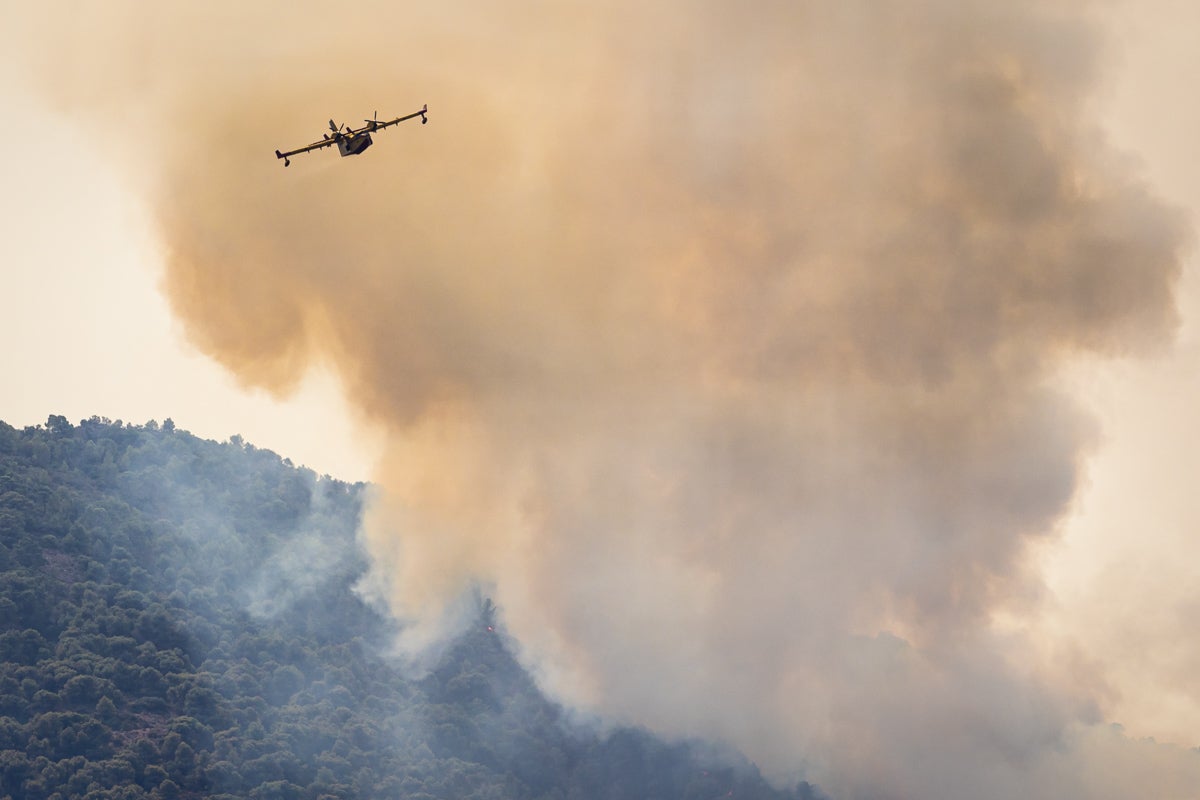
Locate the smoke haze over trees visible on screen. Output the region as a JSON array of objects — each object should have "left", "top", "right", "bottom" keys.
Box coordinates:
[{"left": 0, "top": 417, "right": 819, "bottom": 800}]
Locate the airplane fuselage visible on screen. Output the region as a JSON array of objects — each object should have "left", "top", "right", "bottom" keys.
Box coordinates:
[{"left": 337, "top": 132, "right": 373, "bottom": 157}]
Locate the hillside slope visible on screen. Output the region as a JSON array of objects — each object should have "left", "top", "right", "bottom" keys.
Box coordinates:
[{"left": 0, "top": 416, "right": 821, "bottom": 800}]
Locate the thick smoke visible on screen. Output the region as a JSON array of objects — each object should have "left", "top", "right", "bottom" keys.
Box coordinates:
[{"left": 12, "top": 1, "right": 1200, "bottom": 796}]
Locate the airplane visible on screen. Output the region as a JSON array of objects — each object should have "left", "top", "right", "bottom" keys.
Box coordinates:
[{"left": 275, "top": 104, "right": 427, "bottom": 167}]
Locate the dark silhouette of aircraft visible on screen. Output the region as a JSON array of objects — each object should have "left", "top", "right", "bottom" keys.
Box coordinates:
[{"left": 275, "top": 105, "right": 427, "bottom": 167}]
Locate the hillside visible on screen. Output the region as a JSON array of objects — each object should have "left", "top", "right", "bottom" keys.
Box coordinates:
[{"left": 0, "top": 416, "right": 822, "bottom": 800}]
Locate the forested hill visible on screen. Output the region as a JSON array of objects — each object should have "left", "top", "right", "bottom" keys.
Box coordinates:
[{"left": 0, "top": 416, "right": 822, "bottom": 800}]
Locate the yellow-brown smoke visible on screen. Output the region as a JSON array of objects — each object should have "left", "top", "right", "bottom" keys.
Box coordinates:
[{"left": 12, "top": 1, "right": 1200, "bottom": 796}]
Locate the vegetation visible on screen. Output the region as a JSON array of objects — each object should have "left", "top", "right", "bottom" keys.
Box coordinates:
[{"left": 0, "top": 415, "right": 822, "bottom": 800}]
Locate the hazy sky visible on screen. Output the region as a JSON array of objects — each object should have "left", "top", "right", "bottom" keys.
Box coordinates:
[
  {"left": 1033, "top": 0, "right": 1200, "bottom": 749},
  {"left": 2, "top": 2, "right": 1199, "bottom": 798},
  {"left": 0, "top": 75, "right": 376, "bottom": 480}
]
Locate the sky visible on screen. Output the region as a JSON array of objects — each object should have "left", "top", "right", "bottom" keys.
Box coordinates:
[
  {"left": 1034, "top": 0, "right": 1200, "bottom": 748},
  {"left": 0, "top": 75, "right": 376, "bottom": 480},
  {"left": 2, "top": 2, "right": 1199, "bottom": 798}
]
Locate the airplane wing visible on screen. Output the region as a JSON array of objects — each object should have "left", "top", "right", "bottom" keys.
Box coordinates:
[
  {"left": 372, "top": 104, "right": 428, "bottom": 132},
  {"left": 276, "top": 105, "right": 426, "bottom": 166},
  {"left": 275, "top": 137, "right": 338, "bottom": 166}
]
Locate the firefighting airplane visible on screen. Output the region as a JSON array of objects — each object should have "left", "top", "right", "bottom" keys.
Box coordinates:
[{"left": 275, "top": 105, "right": 427, "bottom": 167}]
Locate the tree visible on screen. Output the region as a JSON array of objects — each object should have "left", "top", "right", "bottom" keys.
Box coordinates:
[
  {"left": 0, "top": 418, "right": 811, "bottom": 800},
  {"left": 96, "top": 695, "right": 118, "bottom": 723}
]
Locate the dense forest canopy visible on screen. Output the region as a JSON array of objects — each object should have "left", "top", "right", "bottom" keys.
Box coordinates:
[{"left": 0, "top": 416, "right": 822, "bottom": 800}]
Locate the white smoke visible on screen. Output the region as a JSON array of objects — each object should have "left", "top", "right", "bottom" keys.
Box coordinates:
[{"left": 6, "top": 2, "right": 1199, "bottom": 797}]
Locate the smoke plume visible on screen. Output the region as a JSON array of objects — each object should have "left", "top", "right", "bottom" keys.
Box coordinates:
[{"left": 12, "top": 1, "right": 1200, "bottom": 796}]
